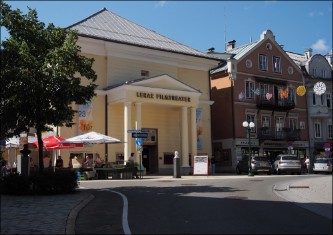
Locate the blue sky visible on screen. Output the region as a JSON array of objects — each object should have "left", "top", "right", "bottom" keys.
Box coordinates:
[{"left": 1, "top": 1, "right": 332, "bottom": 55}]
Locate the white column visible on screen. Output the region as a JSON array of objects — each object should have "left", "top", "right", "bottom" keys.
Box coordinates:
[
  {"left": 191, "top": 107, "right": 197, "bottom": 160},
  {"left": 124, "top": 101, "right": 132, "bottom": 163},
  {"left": 135, "top": 102, "right": 142, "bottom": 131},
  {"left": 135, "top": 102, "right": 142, "bottom": 166},
  {"left": 181, "top": 106, "right": 189, "bottom": 167}
]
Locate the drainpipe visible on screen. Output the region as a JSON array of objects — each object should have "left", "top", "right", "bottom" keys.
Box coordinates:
[
  {"left": 230, "top": 76, "right": 235, "bottom": 140},
  {"left": 105, "top": 94, "right": 108, "bottom": 163},
  {"left": 208, "top": 69, "right": 214, "bottom": 157}
]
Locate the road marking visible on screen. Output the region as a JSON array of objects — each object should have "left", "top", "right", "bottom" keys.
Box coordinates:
[{"left": 99, "top": 189, "right": 132, "bottom": 235}]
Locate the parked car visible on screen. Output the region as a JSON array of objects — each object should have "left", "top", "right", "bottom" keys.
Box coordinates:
[
  {"left": 313, "top": 158, "right": 333, "bottom": 174},
  {"left": 236, "top": 156, "right": 272, "bottom": 175},
  {"left": 273, "top": 154, "right": 302, "bottom": 175}
]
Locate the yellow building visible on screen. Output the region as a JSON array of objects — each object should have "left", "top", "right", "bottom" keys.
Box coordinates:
[{"left": 58, "top": 8, "right": 221, "bottom": 174}]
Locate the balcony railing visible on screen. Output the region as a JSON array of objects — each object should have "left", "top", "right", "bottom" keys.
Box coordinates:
[
  {"left": 258, "top": 127, "right": 301, "bottom": 141},
  {"left": 256, "top": 96, "right": 295, "bottom": 111}
]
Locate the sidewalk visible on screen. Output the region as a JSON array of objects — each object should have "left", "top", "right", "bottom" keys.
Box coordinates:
[
  {"left": 272, "top": 175, "right": 332, "bottom": 220},
  {"left": 1, "top": 175, "right": 332, "bottom": 234}
]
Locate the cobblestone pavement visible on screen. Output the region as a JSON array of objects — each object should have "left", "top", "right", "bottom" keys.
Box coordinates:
[{"left": 1, "top": 192, "right": 90, "bottom": 234}]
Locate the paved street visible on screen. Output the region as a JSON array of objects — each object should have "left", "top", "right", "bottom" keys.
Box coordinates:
[{"left": 1, "top": 174, "right": 332, "bottom": 234}]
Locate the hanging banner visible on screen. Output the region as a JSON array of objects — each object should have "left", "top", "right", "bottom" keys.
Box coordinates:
[
  {"left": 196, "top": 108, "right": 203, "bottom": 150},
  {"left": 78, "top": 100, "right": 93, "bottom": 135}
]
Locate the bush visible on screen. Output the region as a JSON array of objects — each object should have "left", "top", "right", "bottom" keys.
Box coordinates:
[
  {"left": 0, "top": 173, "right": 30, "bottom": 195},
  {"left": 0, "top": 169, "right": 79, "bottom": 195}
]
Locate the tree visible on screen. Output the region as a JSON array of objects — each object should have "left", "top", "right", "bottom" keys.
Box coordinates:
[{"left": 0, "top": 1, "right": 98, "bottom": 173}]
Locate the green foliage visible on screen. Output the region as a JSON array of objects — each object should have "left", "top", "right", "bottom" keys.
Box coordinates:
[
  {"left": 0, "top": 173, "right": 31, "bottom": 195},
  {"left": 0, "top": 170, "right": 79, "bottom": 195},
  {"left": 0, "top": 1, "right": 97, "bottom": 171}
]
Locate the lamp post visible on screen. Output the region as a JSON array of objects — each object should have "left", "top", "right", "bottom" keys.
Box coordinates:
[{"left": 243, "top": 121, "right": 255, "bottom": 176}]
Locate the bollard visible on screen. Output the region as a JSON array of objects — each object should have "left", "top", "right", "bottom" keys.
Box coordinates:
[
  {"left": 19, "top": 144, "right": 31, "bottom": 177},
  {"left": 173, "top": 151, "right": 181, "bottom": 178}
]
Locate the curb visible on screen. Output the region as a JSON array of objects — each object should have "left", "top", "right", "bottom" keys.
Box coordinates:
[{"left": 65, "top": 194, "right": 95, "bottom": 234}]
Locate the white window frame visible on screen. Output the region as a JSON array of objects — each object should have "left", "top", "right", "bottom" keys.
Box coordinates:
[
  {"left": 321, "top": 94, "right": 325, "bottom": 105},
  {"left": 259, "top": 54, "right": 268, "bottom": 71},
  {"left": 288, "top": 87, "right": 296, "bottom": 104},
  {"left": 312, "top": 93, "right": 316, "bottom": 105},
  {"left": 276, "top": 116, "right": 285, "bottom": 131},
  {"left": 245, "top": 80, "right": 255, "bottom": 99},
  {"left": 273, "top": 56, "right": 281, "bottom": 73},
  {"left": 289, "top": 118, "right": 298, "bottom": 130},
  {"left": 262, "top": 116, "right": 271, "bottom": 127},
  {"left": 322, "top": 70, "right": 326, "bottom": 79},
  {"left": 259, "top": 83, "right": 269, "bottom": 100},
  {"left": 328, "top": 123, "right": 333, "bottom": 139},
  {"left": 326, "top": 93, "right": 332, "bottom": 109},
  {"left": 314, "top": 121, "right": 321, "bottom": 138}
]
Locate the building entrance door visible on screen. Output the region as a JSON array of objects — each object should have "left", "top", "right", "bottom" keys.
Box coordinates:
[{"left": 142, "top": 146, "right": 158, "bottom": 174}]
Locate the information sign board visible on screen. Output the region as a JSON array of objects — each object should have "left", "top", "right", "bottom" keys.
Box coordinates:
[
  {"left": 132, "top": 133, "right": 149, "bottom": 138},
  {"left": 193, "top": 155, "right": 209, "bottom": 175}
]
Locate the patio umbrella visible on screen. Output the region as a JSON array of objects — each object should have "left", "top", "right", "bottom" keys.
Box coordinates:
[
  {"left": 60, "top": 131, "right": 125, "bottom": 144},
  {"left": 5, "top": 136, "right": 38, "bottom": 148},
  {"left": 33, "top": 135, "right": 83, "bottom": 150}
]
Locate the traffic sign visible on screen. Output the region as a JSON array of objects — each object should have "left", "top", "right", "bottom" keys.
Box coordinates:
[
  {"left": 136, "top": 138, "right": 143, "bottom": 146},
  {"left": 127, "top": 130, "right": 141, "bottom": 133},
  {"left": 132, "top": 133, "right": 148, "bottom": 138},
  {"left": 127, "top": 129, "right": 149, "bottom": 133}
]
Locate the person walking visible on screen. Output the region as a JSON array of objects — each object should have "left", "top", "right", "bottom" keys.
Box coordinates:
[
  {"left": 210, "top": 156, "right": 216, "bottom": 175},
  {"left": 305, "top": 156, "right": 310, "bottom": 174},
  {"left": 128, "top": 152, "right": 139, "bottom": 179}
]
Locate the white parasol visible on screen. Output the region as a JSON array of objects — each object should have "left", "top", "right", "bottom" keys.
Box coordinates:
[{"left": 60, "top": 131, "right": 125, "bottom": 144}]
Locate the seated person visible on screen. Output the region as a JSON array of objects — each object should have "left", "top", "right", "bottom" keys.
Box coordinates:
[
  {"left": 55, "top": 155, "right": 64, "bottom": 168},
  {"left": 94, "top": 154, "right": 104, "bottom": 168},
  {"left": 126, "top": 152, "right": 139, "bottom": 179},
  {"left": 72, "top": 156, "right": 82, "bottom": 169},
  {"left": 84, "top": 156, "right": 93, "bottom": 169}
]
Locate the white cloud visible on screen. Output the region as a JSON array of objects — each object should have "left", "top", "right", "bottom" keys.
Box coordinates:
[{"left": 312, "top": 39, "right": 329, "bottom": 52}]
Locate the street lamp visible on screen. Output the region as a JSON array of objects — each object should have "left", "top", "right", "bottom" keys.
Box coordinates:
[{"left": 243, "top": 121, "right": 255, "bottom": 176}]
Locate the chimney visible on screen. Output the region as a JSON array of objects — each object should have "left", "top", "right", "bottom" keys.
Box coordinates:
[
  {"left": 227, "top": 40, "right": 236, "bottom": 51},
  {"left": 304, "top": 48, "right": 313, "bottom": 59},
  {"left": 207, "top": 47, "right": 215, "bottom": 53}
]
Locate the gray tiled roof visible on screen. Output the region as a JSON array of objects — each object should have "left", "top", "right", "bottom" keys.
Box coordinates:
[
  {"left": 286, "top": 51, "right": 307, "bottom": 66},
  {"left": 210, "top": 41, "right": 259, "bottom": 74},
  {"left": 67, "top": 8, "right": 220, "bottom": 61}
]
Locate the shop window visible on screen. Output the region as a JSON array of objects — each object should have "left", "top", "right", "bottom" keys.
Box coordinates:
[
  {"left": 163, "top": 153, "right": 174, "bottom": 165},
  {"left": 221, "top": 149, "right": 232, "bottom": 166}
]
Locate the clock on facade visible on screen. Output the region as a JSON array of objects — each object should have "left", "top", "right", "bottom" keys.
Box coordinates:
[{"left": 313, "top": 82, "right": 326, "bottom": 95}]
